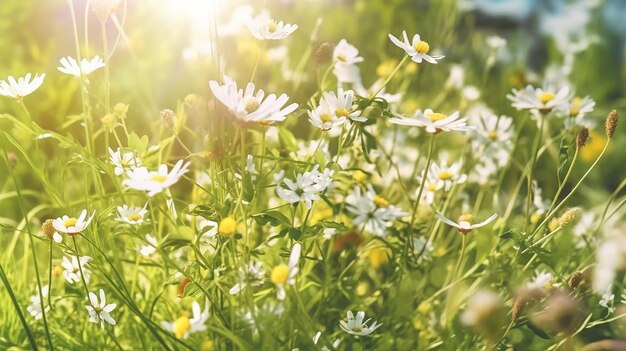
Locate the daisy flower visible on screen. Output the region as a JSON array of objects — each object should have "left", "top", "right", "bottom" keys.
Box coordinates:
[
  {"left": 416, "top": 171, "right": 443, "bottom": 205},
  {"left": 271, "top": 242, "right": 301, "bottom": 300},
  {"left": 308, "top": 103, "right": 347, "bottom": 132},
  {"left": 339, "top": 310, "right": 382, "bottom": 336},
  {"left": 247, "top": 11, "right": 297, "bottom": 40},
  {"left": 0, "top": 73, "right": 46, "bottom": 100},
  {"left": 276, "top": 166, "right": 333, "bottom": 209},
  {"left": 507, "top": 84, "right": 571, "bottom": 114},
  {"left": 52, "top": 209, "right": 95, "bottom": 237},
  {"left": 122, "top": 160, "right": 190, "bottom": 197},
  {"left": 435, "top": 212, "right": 497, "bottom": 234},
  {"left": 600, "top": 288, "right": 616, "bottom": 314},
  {"left": 27, "top": 285, "right": 50, "bottom": 320},
  {"left": 108, "top": 147, "right": 142, "bottom": 176},
  {"left": 138, "top": 234, "right": 158, "bottom": 257},
  {"left": 527, "top": 271, "right": 553, "bottom": 291},
  {"left": 229, "top": 261, "right": 266, "bottom": 295},
  {"left": 161, "top": 301, "right": 210, "bottom": 339},
  {"left": 85, "top": 289, "right": 117, "bottom": 328},
  {"left": 428, "top": 160, "right": 467, "bottom": 191},
  {"left": 345, "top": 185, "right": 408, "bottom": 237},
  {"left": 389, "top": 109, "right": 473, "bottom": 134},
  {"left": 57, "top": 56, "right": 105, "bottom": 77},
  {"left": 116, "top": 204, "right": 148, "bottom": 225},
  {"left": 62, "top": 255, "right": 92, "bottom": 284},
  {"left": 333, "top": 39, "right": 364, "bottom": 65},
  {"left": 209, "top": 77, "right": 298, "bottom": 125},
  {"left": 566, "top": 96, "right": 595, "bottom": 128},
  {"left": 322, "top": 88, "right": 366, "bottom": 122},
  {"left": 388, "top": 31, "right": 444, "bottom": 64}
]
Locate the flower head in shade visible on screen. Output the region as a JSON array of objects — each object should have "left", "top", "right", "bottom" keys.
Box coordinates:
[
  {"left": 162, "top": 301, "right": 210, "bottom": 339},
  {"left": 389, "top": 109, "right": 473, "bottom": 134},
  {"left": 138, "top": 234, "right": 158, "bottom": 257},
  {"left": 0, "top": 73, "right": 46, "bottom": 100},
  {"left": 340, "top": 310, "right": 382, "bottom": 336},
  {"left": 116, "top": 204, "right": 148, "bottom": 225},
  {"left": 566, "top": 96, "right": 595, "bottom": 128},
  {"left": 270, "top": 242, "right": 301, "bottom": 300},
  {"left": 308, "top": 103, "right": 347, "bottom": 132},
  {"left": 62, "top": 255, "right": 92, "bottom": 284},
  {"left": 276, "top": 166, "right": 333, "bottom": 209},
  {"left": 85, "top": 289, "right": 117, "bottom": 328},
  {"left": 507, "top": 85, "right": 571, "bottom": 114},
  {"left": 209, "top": 77, "right": 298, "bottom": 125},
  {"left": 57, "top": 56, "right": 105, "bottom": 77},
  {"left": 247, "top": 11, "right": 298, "bottom": 40},
  {"left": 345, "top": 185, "right": 408, "bottom": 237},
  {"left": 52, "top": 209, "right": 95, "bottom": 237},
  {"left": 229, "top": 261, "right": 266, "bottom": 295},
  {"left": 27, "top": 285, "right": 50, "bottom": 320},
  {"left": 122, "top": 160, "right": 190, "bottom": 197},
  {"left": 388, "top": 31, "right": 444, "bottom": 64},
  {"left": 333, "top": 39, "right": 364, "bottom": 65},
  {"left": 435, "top": 212, "right": 497, "bottom": 234},
  {"left": 109, "top": 147, "right": 142, "bottom": 176}
]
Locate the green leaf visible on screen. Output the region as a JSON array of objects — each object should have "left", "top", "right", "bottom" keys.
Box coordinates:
[
  {"left": 278, "top": 127, "right": 298, "bottom": 152},
  {"left": 253, "top": 211, "right": 292, "bottom": 227},
  {"left": 557, "top": 135, "right": 573, "bottom": 186}
]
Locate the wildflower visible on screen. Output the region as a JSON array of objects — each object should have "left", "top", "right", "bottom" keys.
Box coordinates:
[
  {"left": 600, "top": 288, "right": 616, "bottom": 314},
  {"left": 461, "top": 289, "right": 502, "bottom": 327},
  {"left": 276, "top": 166, "right": 333, "bottom": 209},
  {"left": 162, "top": 301, "right": 210, "bottom": 339},
  {"left": 108, "top": 148, "right": 142, "bottom": 176},
  {"left": 160, "top": 109, "right": 178, "bottom": 130},
  {"left": 57, "top": 56, "right": 105, "bottom": 77},
  {"left": 322, "top": 88, "right": 366, "bottom": 122},
  {"left": 507, "top": 85, "right": 570, "bottom": 114},
  {"left": 308, "top": 103, "right": 347, "bottom": 132},
  {"left": 594, "top": 233, "right": 626, "bottom": 292},
  {"left": 218, "top": 216, "right": 237, "bottom": 236},
  {"left": 388, "top": 31, "right": 444, "bottom": 64},
  {"left": 271, "top": 242, "right": 301, "bottom": 300},
  {"left": 435, "top": 212, "right": 497, "bottom": 234},
  {"left": 116, "top": 204, "right": 148, "bottom": 225},
  {"left": 27, "top": 285, "right": 50, "bottom": 320},
  {"left": 428, "top": 160, "right": 467, "bottom": 191},
  {"left": 42, "top": 219, "right": 62, "bottom": 243},
  {"left": 62, "top": 255, "right": 92, "bottom": 284},
  {"left": 122, "top": 160, "right": 190, "bottom": 197},
  {"left": 246, "top": 155, "right": 259, "bottom": 178},
  {"left": 389, "top": 109, "right": 473, "bottom": 134},
  {"left": 52, "top": 209, "right": 95, "bottom": 237},
  {"left": 486, "top": 35, "right": 507, "bottom": 50},
  {"left": 527, "top": 271, "right": 553, "bottom": 291},
  {"left": 0, "top": 73, "right": 46, "bottom": 100},
  {"left": 209, "top": 77, "right": 298, "bottom": 125},
  {"left": 229, "top": 261, "right": 266, "bottom": 295},
  {"left": 605, "top": 109, "right": 618, "bottom": 138},
  {"left": 345, "top": 185, "right": 408, "bottom": 237},
  {"left": 85, "top": 289, "right": 117, "bottom": 328},
  {"left": 558, "top": 207, "right": 581, "bottom": 228},
  {"left": 339, "top": 310, "right": 382, "bottom": 336},
  {"left": 333, "top": 39, "right": 364, "bottom": 65},
  {"left": 566, "top": 96, "right": 595, "bottom": 128},
  {"left": 247, "top": 12, "right": 298, "bottom": 40},
  {"left": 138, "top": 234, "right": 158, "bottom": 257}
]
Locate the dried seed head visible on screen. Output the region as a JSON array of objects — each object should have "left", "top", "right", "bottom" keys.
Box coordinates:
[
  {"left": 567, "top": 271, "right": 586, "bottom": 290},
  {"left": 42, "top": 219, "right": 55, "bottom": 239},
  {"left": 576, "top": 127, "right": 589, "bottom": 149},
  {"left": 160, "top": 109, "right": 178, "bottom": 130},
  {"left": 558, "top": 207, "right": 581, "bottom": 228},
  {"left": 605, "top": 109, "right": 618, "bottom": 138},
  {"left": 314, "top": 42, "right": 335, "bottom": 66}
]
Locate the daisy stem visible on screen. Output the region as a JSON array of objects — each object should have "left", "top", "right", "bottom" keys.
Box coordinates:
[
  {"left": 48, "top": 238, "right": 53, "bottom": 308},
  {"left": 410, "top": 134, "right": 436, "bottom": 239},
  {"left": 0, "top": 261, "right": 39, "bottom": 351},
  {"left": 258, "top": 126, "right": 266, "bottom": 173},
  {"left": 368, "top": 55, "right": 408, "bottom": 101},
  {"left": 1, "top": 134, "right": 53, "bottom": 350},
  {"left": 524, "top": 116, "right": 545, "bottom": 233},
  {"left": 542, "top": 147, "right": 579, "bottom": 231},
  {"left": 18, "top": 101, "right": 33, "bottom": 125}
]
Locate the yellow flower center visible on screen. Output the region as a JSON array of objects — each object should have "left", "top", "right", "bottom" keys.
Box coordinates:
[
  {"left": 352, "top": 326, "right": 363, "bottom": 333},
  {"left": 173, "top": 315, "right": 191, "bottom": 339},
  {"left": 570, "top": 97, "right": 582, "bottom": 117},
  {"left": 426, "top": 112, "right": 447, "bottom": 121},
  {"left": 151, "top": 175, "right": 168, "bottom": 183},
  {"left": 458, "top": 213, "right": 474, "bottom": 224},
  {"left": 267, "top": 20, "right": 277, "bottom": 33},
  {"left": 427, "top": 183, "right": 438, "bottom": 191},
  {"left": 438, "top": 170, "right": 452, "bottom": 180},
  {"left": 245, "top": 99, "right": 260, "bottom": 113},
  {"left": 538, "top": 92, "right": 555, "bottom": 104},
  {"left": 64, "top": 218, "right": 78, "bottom": 227},
  {"left": 337, "top": 54, "right": 347, "bottom": 62},
  {"left": 488, "top": 130, "right": 498, "bottom": 140},
  {"left": 271, "top": 264, "right": 289, "bottom": 285},
  {"left": 373, "top": 195, "right": 389, "bottom": 207},
  {"left": 336, "top": 108, "right": 350, "bottom": 117},
  {"left": 120, "top": 160, "right": 130, "bottom": 168},
  {"left": 320, "top": 113, "right": 333, "bottom": 123},
  {"left": 414, "top": 40, "right": 430, "bottom": 54},
  {"left": 218, "top": 216, "right": 237, "bottom": 235},
  {"left": 128, "top": 213, "right": 142, "bottom": 221}
]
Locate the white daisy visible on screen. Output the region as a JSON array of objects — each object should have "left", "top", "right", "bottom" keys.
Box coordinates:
[
  {"left": 57, "top": 56, "right": 105, "bottom": 77},
  {"left": 388, "top": 31, "right": 444, "bottom": 64},
  {"left": 0, "top": 73, "right": 46, "bottom": 100},
  {"left": 108, "top": 147, "right": 142, "bottom": 176},
  {"left": 345, "top": 185, "right": 408, "bottom": 237},
  {"left": 308, "top": 103, "right": 347, "bottom": 132},
  {"left": 247, "top": 12, "right": 298, "bottom": 40},
  {"left": 507, "top": 84, "right": 571, "bottom": 114},
  {"left": 333, "top": 39, "right": 364, "bottom": 65},
  {"left": 62, "top": 255, "right": 92, "bottom": 284},
  {"left": 600, "top": 288, "right": 616, "bottom": 314},
  {"left": 435, "top": 212, "right": 497, "bottom": 234},
  {"left": 115, "top": 204, "right": 148, "bottom": 225},
  {"left": 339, "top": 310, "right": 382, "bottom": 336},
  {"left": 161, "top": 301, "right": 210, "bottom": 339},
  {"left": 138, "top": 234, "right": 158, "bottom": 257},
  {"left": 229, "top": 261, "right": 266, "bottom": 295},
  {"left": 27, "top": 285, "right": 50, "bottom": 320},
  {"left": 271, "top": 242, "right": 301, "bottom": 300},
  {"left": 52, "top": 209, "right": 95, "bottom": 237},
  {"left": 389, "top": 109, "right": 473, "bottom": 134},
  {"left": 209, "top": 77, "right": 298, "bottom": 124},
  {"left": 122, "top": 160, "right": 190, "bottom": 197},
  {"left": 566, "top": 96, "right": 595, "bottom": 128},
  {"left": 322, "top": 88, "right": 366, "bottom": 122},
  {"left": 85, "top": 289, "right": 117, "bottom": 328},
  {"left": 428, "top": 160, "right": 467, "bottom": 191},
  {"left": 527, "top": 271, "right": 553, "bottom": 291},
  {"left": 276, "top": 166, "right": 333, "bottom": 209}
]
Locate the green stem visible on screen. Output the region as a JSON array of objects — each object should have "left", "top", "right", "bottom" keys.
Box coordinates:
[
  {"left": 410, "top": 134, "right": 436, "bottom": 233},
  {"left": 524, "top": 116, "right": 545, "bottom": 232},
  {"left": 368, "top": 55, "right": 408, "bottom": 100},
  {"left": 0, "top": 261, "right": 39, "bottom": 350}
]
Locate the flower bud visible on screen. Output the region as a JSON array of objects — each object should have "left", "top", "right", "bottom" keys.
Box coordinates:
[
  {"left": 605, "top": 109, "right": 618, "bottom": 138},
  {"left": 567, "top": 271, "right": 586, "bottom": 290},
  {"left": 558, "top": 207, "right": 581, "bottom": 228},
  {"left": 314, "top": 42, "right": 335, "bottom": 66},
  {"left": 160, "top": 109, "right": 178, "bottom": 130},
  {"left": 576, "top": 127, "right": 589, "bottom": 149},
  {"left": 42, "top": 219, "right": 55, "bottom": 240}
]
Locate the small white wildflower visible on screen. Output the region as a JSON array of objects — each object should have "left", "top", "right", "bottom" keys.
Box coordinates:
[
  {"left": 57, "top": 56, "right": 105, "bottom": 77},
  {"left": 388, "top": 31, "right": 444, "bottom": 64},
  {"left": 116, "top": 204, "right": 148, "bottom": 225},
  {"left": 435, "top": 212, "right": 497, "bottom": 234},
  {"left": 138, "top": 234, "right": 158, "bottom": 257},
  {"left": 62, "top": 255, "right": 92, "bottom": 284},
  {"left": 108, "top": 147, "right": 142, "bottom": 176},
  {"left": 247, "top": 11, "right": 298, "bottom": 40},
  {"left": 0, "top": 73, "right": 46, "bottom": 100},
  {"left": 85, "top": 289, "right": 117, "bottom": 328},
  {"left": 122, "top": 160, "right": 190, "bottom": 197},
  {"left": 339, "top": 310, "right": 382, "bottom": 336}
]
